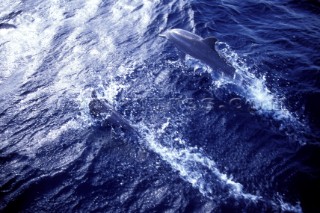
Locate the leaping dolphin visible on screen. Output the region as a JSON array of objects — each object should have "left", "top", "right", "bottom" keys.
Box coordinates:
[{"left": 160, "top": 29, "right": 235, "bottom": 77}]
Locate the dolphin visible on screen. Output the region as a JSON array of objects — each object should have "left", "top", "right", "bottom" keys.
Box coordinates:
[
  {"left": 89, "top": 91, "right": 134, "bottom": 132},
  {"left": 160, "top": 29, "right": 235, "bottom": 77}
]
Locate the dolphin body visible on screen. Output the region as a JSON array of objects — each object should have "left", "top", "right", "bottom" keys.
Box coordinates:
[
  {"left": 89, "top": 91, "right": 134, "bottom": 132},
  {"left": 161, "top": 29, "right": 235, "bottom": 77}
]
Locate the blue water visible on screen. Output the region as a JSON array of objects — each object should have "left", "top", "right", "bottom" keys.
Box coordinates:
[{"left": 1, "top": 0, "right": 319, "bottom": 212}]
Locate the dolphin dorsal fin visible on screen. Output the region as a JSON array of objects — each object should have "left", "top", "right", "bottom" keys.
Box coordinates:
[{"left": 202, "top": 37, "right": 218, "bottom": 49}]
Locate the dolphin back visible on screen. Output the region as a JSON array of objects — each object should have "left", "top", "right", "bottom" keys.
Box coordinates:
[{"left": 201, "top": 37, "right": 218, "bottom": 49}]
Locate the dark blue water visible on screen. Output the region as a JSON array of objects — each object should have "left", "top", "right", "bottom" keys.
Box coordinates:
[{"left": 1, "top": 0, "right": 319, "bottom": 212}]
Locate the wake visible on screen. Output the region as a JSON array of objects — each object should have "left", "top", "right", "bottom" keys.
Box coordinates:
[{"left": 185, "top": 42, "right": 308, "bottom": 145}]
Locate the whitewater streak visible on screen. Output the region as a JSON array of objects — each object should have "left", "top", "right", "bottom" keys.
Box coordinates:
[
  {"left": 136, "top": 120, "right": 260, "bottom": 201},
  {"left": 130, "top": 120, "right": 301, "bottom": 212}
]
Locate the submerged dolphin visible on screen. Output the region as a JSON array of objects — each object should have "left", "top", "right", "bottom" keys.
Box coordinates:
[
  {"left": 89, "top": 91, "right": 134, "bottom": 132},
  {"left": 160, "top": 29, "right": 235, "bottom": 76}
]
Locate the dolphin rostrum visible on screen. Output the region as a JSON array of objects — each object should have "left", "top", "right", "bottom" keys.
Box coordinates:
[{"left": 160, "top": 29, "right": 235, "bottom": 77}]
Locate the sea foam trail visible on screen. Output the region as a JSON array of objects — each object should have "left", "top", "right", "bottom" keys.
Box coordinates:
[
  {"left": 215, "top": 42, "right": 293, "bottom": 120},
  {"left": 222, "top": 42, "right": 310, "bottom": 137},
  {"left": 131, "top": 120, "right": 302, "bottom": 212},
  {"left": 135, "top": 120, "right": 260, "bottom": 201}
]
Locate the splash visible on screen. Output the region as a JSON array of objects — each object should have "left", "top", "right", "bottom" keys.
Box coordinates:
[
  {"left": 213, "top": 42, "right": 310, "bottom": 145},
  {"left": 216, "top": 42, "right": 294, "bottom": 119}
]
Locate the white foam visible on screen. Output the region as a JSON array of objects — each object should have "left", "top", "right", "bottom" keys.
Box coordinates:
[
  {"left": 136, "top": 121, "right": 261, "bottom": 201},
  {"left": 103, "top": 79, "right": 128, "bottom": 105},
  {"left": 217, "top": 42, "right": 295, "bottom": 120},
  {"left": 274, "top": 194, "right": 303, "bottom": 213},
  {"left": 110, "top": 0, "right": 157, "bottom": 36},
  {"left": 0, "top": 0, "right": 64, "bottom": 83},
  {"left": 108, "top": 0, "right": 161, "bottom": 61},
  {"left": 72, "top": 0, "right": 101, "bottom": 25},
  {"left": 0, "top": 0, "right": 20, "bottom": 16}
]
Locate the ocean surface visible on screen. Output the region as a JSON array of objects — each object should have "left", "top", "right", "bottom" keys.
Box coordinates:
[{"left": 1, "top": 0, "right": 320, "bottom": 212}]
